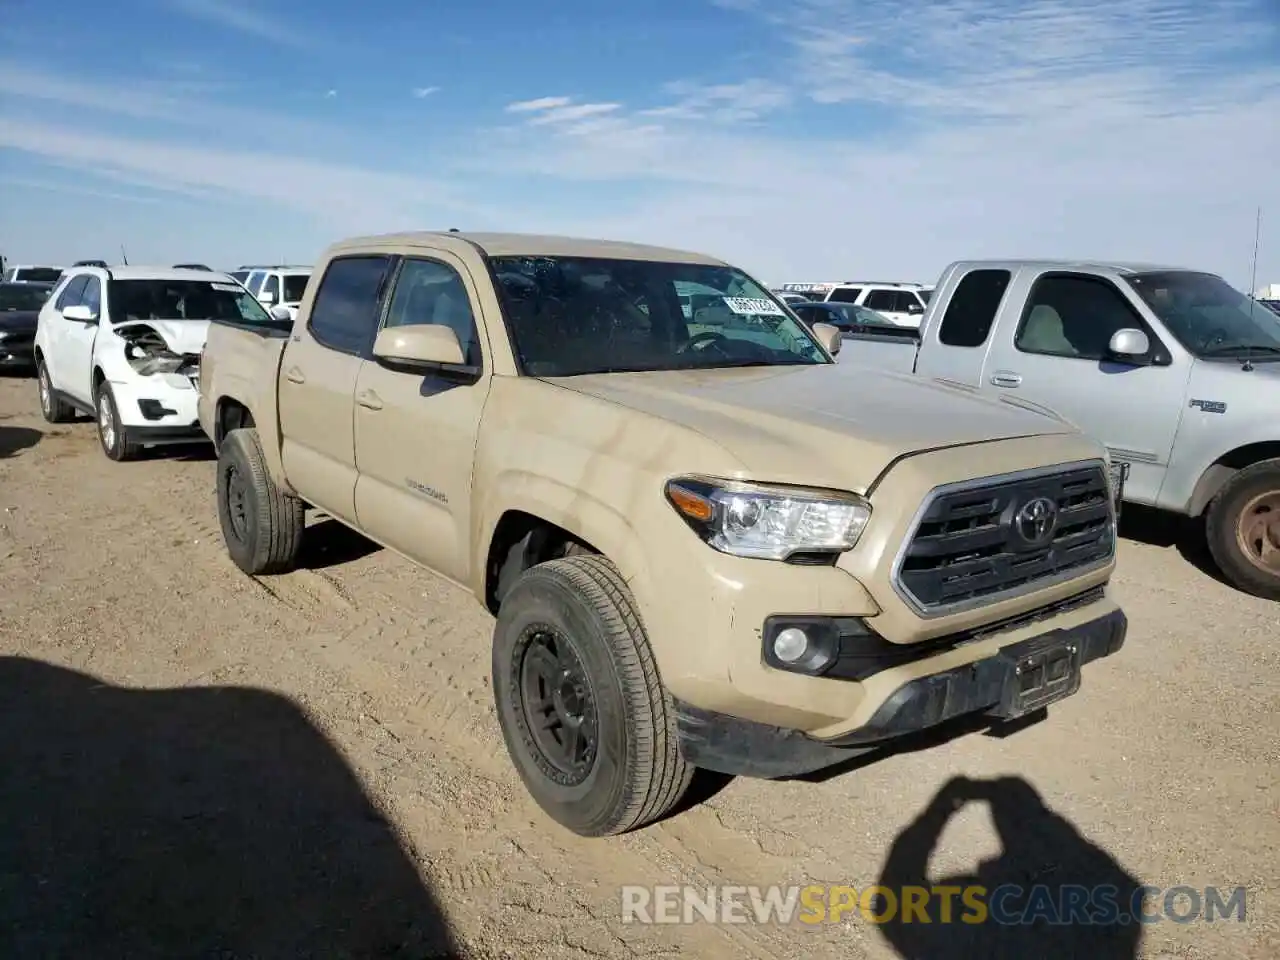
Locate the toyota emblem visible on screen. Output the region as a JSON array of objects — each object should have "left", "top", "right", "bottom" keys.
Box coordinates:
[{"left": 1014, "top": 496, "right": 1058, "bottom": 545}]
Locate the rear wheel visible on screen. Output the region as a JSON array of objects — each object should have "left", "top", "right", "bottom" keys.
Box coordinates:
[
  {"left": 1205, "top": 458, "right": 1280, "bottom": 601},
  {"left": 216, "top": 427, "right": 304, "bottom": 575},
  {"left": 36, "top": 357, "right": 74, "bottom": 423},
  {"left": 492, "top": 554, "right": 692, "bottom": 837}
]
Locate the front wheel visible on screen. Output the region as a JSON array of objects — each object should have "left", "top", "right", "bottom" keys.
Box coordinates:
[
  {"left": 492, "top": 554, "right": 693, "bottom": 837},
  {"left": 1205, "top": 458, "right": 1280, "bottom": 601},
  {"left": 94, "top": 380, "right": 139, "bottom": 461},
  {"left": 216, "top": 427, "right": 304, "bottom": 575}
]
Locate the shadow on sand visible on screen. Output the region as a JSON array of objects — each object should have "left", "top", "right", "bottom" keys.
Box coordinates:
[
  {"left": 0, "top": 656, "right": 463, "bottom": 959},
  {"left": 875, "top": 775, "right": 1143, "bottom": 959}
]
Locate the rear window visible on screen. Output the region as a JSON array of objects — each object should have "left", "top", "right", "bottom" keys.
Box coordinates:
[{"left": 937, "top": 269, "right": 1011, "bottom": 347}]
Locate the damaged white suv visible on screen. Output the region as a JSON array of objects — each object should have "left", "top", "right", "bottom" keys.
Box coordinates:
[{"left": 34, "top": 265, "right": 281, "bottom": 460}]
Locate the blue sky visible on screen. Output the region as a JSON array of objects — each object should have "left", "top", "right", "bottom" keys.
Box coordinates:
[{"left": 2, "top": 0, "right": 1278, "bottom": 289}]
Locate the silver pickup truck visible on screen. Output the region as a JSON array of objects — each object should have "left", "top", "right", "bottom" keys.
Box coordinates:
[{"left": 836, "top": 259, "right": 1280, "bottom": 601}]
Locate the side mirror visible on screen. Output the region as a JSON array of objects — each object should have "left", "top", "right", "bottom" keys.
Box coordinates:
[
  {"left": 269, "top": 304, "right": 293, "bottom": 322},
  {"left": 372, "top": 324, "right": 466, "bottom": 370},
  {"left": 62, "top": 304, "right": 97, "bottom": 323},
  {"left": 812, "top": 321, "right": 842, "bottom": 356},
  {"left": 1108, "top": 328, "right": 1150, "bottom": 358},
  {"left": 258, "top": 290, "right": 276, "bottom": 304},
  {"left": 907, "top": 301, "right": 924, "bottom": 314}
]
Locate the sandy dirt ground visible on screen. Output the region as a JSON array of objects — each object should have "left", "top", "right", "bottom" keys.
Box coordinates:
[{"left": 1, "top": 371, "right": 1277, "bottom": 960}]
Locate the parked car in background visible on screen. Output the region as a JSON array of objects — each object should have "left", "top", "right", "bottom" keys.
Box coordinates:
[
  {"left": 776, "top": 281, "right": 933, "bottom": 327},
  {"left": 846, "top": 258, "right": 1280, "bottom": 600},
  {"left": 198, "top": 230, "right": 1128, "bottom": 838},
  {"left": 235, "top": 264, "right": 313, "bottom": 320},
  {"left": 790, "top": 300, "right": 922, "bottom": 344},
  {"left": 173, "top": 263, "right": 214, "bottom": 271},
  {"left": 73, "top": 260, "right": 109, "bottom": 268},
  {"left": 1257, "top": 299, "right": 1280, "bottom": 316},
  {"left": 0, "top": 281, "right": 53, "bottom": 371},
  {"left": 3, "top": 264, "right": 64, "bottom": 284},
  {"left": 771, "top": 289, "right": 810, "bottom": 305},
  {"left": 34, "top": 264, "right": 274, "bottom": 461}
]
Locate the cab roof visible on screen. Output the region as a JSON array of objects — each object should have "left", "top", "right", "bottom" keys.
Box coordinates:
[{"left": 325, "top": 231, "right": 728, "bottom": 265}]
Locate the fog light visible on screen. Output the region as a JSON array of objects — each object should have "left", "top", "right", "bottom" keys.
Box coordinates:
[{"left": 773, "top": 627, "right": 809, "bottom": 663}]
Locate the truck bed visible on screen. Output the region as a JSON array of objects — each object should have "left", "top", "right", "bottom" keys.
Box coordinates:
[{"left": 836, "top": 330, "right": 920, "bottom": 373}]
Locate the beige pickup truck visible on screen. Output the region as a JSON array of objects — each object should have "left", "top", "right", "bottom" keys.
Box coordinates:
[{"left": 197, "top": 232, "right": 1129, "bottom": 837}]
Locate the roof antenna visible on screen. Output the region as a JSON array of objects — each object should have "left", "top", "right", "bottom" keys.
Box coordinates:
[
  {"left": 1242, "top": 206, "right": 1262, "bottom": 372},
  {"left": 120, "top": 243, "right": 129, "bottom": 266}
]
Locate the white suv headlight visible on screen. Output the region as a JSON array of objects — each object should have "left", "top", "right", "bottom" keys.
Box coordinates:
[{"left": 665, "top": 476, "right": 871, "bottom": 561}]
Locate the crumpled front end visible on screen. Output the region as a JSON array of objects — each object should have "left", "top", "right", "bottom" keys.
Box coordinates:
[{"left": 107, "top": 321, "right": 208, "bottom": 440}]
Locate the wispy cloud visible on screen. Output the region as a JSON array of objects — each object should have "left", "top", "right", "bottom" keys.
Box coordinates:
[
  {"left": 324, "top": 89, "right": 337, "bottom": 99},
  {"left": 166, "top": 0, "right": 313, "bottom": 48},
  {"left": 0, "top": 176, "right": 165, "bottom": 205},
  {"left": 485, "top": 0, "right": 1279, "bottom": 284},
  {"left": 506, "top": 96, "right": 574, "bottom": 113},
  {"left": 411, "top": 86, "right": 440, "bottom": 99}
]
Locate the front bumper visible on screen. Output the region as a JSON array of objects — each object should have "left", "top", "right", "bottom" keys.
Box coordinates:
[
  {"left": 674, "top": 606, "right": 1127, "bottom": 779},
  {"left": 110, "top": 374, "right": 208, "bottom": 443}
]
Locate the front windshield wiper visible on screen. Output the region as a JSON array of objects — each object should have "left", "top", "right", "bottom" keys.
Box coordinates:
[{"left": 1201, "top": 345, "right": 1280, "bottom": 358}]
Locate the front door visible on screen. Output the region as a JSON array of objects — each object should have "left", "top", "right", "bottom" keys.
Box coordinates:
[
  {"left": 62, "top": 275, "right": 104, "bottom": 404},
  {"left": 981, "top": 270, "right": 1190, "bottom": 506},
  {"left": 277, "top": 254, "right": 394, "bottom": 523},
  {"left": 353, "top": 253, "right": 492, "bottom": 582}
]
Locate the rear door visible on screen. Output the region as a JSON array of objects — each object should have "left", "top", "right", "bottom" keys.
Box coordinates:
[
  {"left": 277, "top": 254, "right": 393, "bottom": 523},
  {"left": 44, "top": 274, "right": 89, "bottom": 393},
  {"left": 980, "top": 269, "right": 1189, "bottom": 504},
  {"left": 913, "top": 267, "right": 1013, "bottom": 385}
]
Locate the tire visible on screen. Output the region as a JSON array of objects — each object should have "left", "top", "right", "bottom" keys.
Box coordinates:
[
  {"left": 492, "top": 554, "right": 693, "bottom": 837},
  {"left": 36, "top": 357, "right": 74, "bottom": 423},
  {"left": 1205, "top": 458, "right": 1280, "bottom": 601},
  {"left": 216, "top": 427, "right": 305, "bottom": 575},
  {"left": 94, "top": 379, "right": 139, "bottom": 461}
]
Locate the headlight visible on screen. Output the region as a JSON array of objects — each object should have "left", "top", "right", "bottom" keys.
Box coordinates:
[{"left": 664, "top": 476, "right": 872, "bottom": 560}]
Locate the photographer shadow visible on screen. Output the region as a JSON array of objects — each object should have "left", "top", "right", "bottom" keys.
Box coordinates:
[
  {"left": 0, "top": 656, "right": 461, "bottom": 959},
  {"left": 876, "top": 775, "right": 1143, "bottom": 960}
]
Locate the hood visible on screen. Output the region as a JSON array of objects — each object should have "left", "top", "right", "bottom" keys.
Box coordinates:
[
  {"left": 547, "top": 363, "right": 1079, "bottom": 492},
  {"left": 0, "top": 310, "right": 39, "bottom": 332},
  {"left": 113, "top": 318, "right": 211, "bottom": 355}
]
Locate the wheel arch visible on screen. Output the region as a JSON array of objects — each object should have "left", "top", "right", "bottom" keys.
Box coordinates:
[{"left": 1187, "top": 442, "right": 1280, "bottom": 516}]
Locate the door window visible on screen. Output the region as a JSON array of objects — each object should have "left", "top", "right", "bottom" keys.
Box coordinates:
[
  {"left": 307, "top": 255, "right": 392, "bottom": 356},
  {"left": 55, "top": 275, "right": 89, "bottom": 310},
  {"left": 1015, "top": 273, "right": 1150, "bottom": 360},
  {"left": 863, "top": 289, "right": 899, "bottom": 312},
  {"left": 938, "top": 269, "right": 1011, "bottom": 347},
  {"left": 80, "top": 276, "right": 102, "bottom": 316},
  {"left": 383, "top": 258, "right": 482, "bottom": 366},
  {"left": 827, "top": 287, "right": 863, "bottom": 304}
]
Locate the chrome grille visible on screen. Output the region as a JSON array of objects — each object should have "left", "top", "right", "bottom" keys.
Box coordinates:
[{"left": 893, "top": 462, "right": 1114, "bottom": 616}]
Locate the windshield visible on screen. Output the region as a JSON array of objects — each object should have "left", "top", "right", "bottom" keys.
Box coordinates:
[
  {"left": 1124, "top": 271, "right": 1280, "bottom": 360},
  {"left": 489, "top": 256, "right": 830, "bottom": 376},
  {"left": 0, "top": 284, "right": 51, "bottom": 310},
  {"left": 282, "top": 274, "right": 310, "bottom": 302},
  {"left": 919, "top": 288, "right": 933, "bottom": 303},
  {"left": 109, "top": 278, "right": 272, "bottom": 324}
]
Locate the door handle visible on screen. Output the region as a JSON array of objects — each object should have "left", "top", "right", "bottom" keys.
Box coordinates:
[
  {"left": 989, "top": 371, "right": 1022, "bottom": 388},
  {"left": 356, "top": 389, "right": 383, "bottom": 411},
  {"left": 285, "top": 367, "right": 306, "bottom": 384}
]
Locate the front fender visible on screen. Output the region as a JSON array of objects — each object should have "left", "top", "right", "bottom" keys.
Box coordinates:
[{"left": 472, "top": 471, "right": 654, "bottom": 612}]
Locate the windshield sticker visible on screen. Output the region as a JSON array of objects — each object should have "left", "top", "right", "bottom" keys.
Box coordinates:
[
  {"left": 722, "top": 296, "right": 786, "bottom": 317},
  {"left": 211, "top": 283, "right": 242, "bottom": 292}
]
